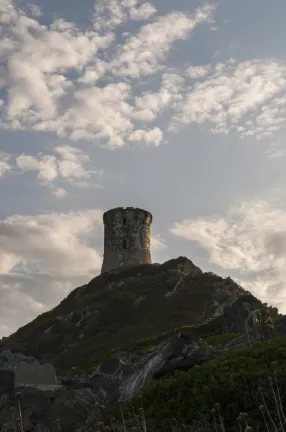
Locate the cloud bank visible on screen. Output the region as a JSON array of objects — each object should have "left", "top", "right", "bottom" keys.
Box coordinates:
[
  {"left": 0, "top": 0, "right": 215, "bottom": 147},
  {"left": 2, "top": 1, "right": 286, "bottom": 146},
  {"left": 0, "top": 209, "right": 103, "bottom": 335},
  {"left": 171, "top": 199, "right": 286, "bottom": 312}
]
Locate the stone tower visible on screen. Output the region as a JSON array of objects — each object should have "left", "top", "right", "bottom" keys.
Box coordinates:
[{"left": 101, "top": 207, "right": 152, "bottom": 273}]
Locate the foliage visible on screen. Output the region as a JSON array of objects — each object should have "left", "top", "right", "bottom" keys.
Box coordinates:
[
  {"left": 115, "top": 320, "right": 222, "bottom": 356},
  {"left": 204, "top": 332, "right": 241, "bottom": 347},
  {"left": 110, "top": 336, "right": 286, "bottom": 432}
]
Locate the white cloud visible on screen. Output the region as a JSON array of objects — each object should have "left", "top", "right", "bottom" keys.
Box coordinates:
[
  {"left": 171, "top": 59, "right": 286, "bottom": 139},
  {"left": 58, "top": 83, "right": 134, "bottom": 147},
  {"left": 132, "top": 73, "right": 184, "bottom": 121},
  {"left": 93, "top": 0, "right": 157, "bottom": 31},
  {"left": 15, "top": 145, "right": 98, "bottom": 191},
  {"left": 8, "top": 59, "right": 56, "bottom": 119},
  {"left": 25, "top": 4, "right": 43, "bottom": 18},
  {"left": 57, "top": 73, "right": 181, "bottom": 146},
  {"left": 129, "top": 127, "right": 163, "bottom": 146},
  {"left": 16, "top": 154, "right": 58, "bottom": 181},
  {"left": 186, "top": 65, "right": 211, "bottom": 79},
  {"left": 171, "top": 199, "right": 286, "bottom": 312},
  {"left": 54, "top": 145, "right": 93, "bottom": 180},
  {"left": 129, "top": 3, "right": 157, "bottom": 20},
  {"left": 77, "top": 60, "right": 106, "bottom": 85},
  {"left": 1, "top": 0, "right": 114, "bottom": 120},
  {"left": 0, "top": 0, "right": 219, "bottom": 147},
  {"left": 0, "top": 153, "right": 13, "bottom": 177},
  {"left": 53, "top": 188, "right": 67, "bottom": 198},
  {"left": 264, "top": 141, "right": 286, "bottom": 159},
  {"left": 0, "top": 209, "right": 103, "bottom": 335},
  {"left": 152, "top": 234, "right": 168, "bottom": 251},
  {"left": 0, "top": 161, "right": 11, "bottom": 177},
  {"left": 0, "top": 0, "right": 18, "bottom": 25},
  {"left": 5, "top": 1, "right": 285, "bottom": 146},
  {"left": 111, "top": 4, "right": 216, "bottom": 78}
]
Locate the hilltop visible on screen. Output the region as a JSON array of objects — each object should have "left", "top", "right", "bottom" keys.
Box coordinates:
[
  {"left": 0, "top": 256, "right": 285, "bottom": 431},
  {"left": 1, "top": 257, "right": 250, "bottom": 369}
]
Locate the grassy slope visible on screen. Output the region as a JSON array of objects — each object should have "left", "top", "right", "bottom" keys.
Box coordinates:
[{"left": 114, "top": 337, "right": 286, "bottom": 431}]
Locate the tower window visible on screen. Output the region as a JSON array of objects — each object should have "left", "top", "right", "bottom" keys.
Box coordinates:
[
  {"left": 123, "top": 218, "right": 127, "bottom": 225},
  {"left": 123, "top": 239, "right": 128, "bottom": 249}
]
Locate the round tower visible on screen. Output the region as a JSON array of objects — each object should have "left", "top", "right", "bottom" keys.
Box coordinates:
[{"left": 101, "top": 207, "right": 153, "bottom": 273}]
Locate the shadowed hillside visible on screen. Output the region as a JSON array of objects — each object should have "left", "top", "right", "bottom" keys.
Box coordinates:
[{"left": 0, "top": 257, "right": 249, "bottom": 369}]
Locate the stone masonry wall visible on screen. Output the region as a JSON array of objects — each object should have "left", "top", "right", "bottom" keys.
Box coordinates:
[{"left": 101, "top": 207, "right": 152, "bottom": 273}]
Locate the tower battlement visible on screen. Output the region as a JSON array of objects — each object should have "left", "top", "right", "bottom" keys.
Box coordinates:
[{"left": 101, "top": 207, "right": 153, "bottom": 273}]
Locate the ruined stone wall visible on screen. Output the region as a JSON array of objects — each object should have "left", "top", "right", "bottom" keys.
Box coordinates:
[{"left": 101, "top": 207, "right": 152, "bottom": 273}]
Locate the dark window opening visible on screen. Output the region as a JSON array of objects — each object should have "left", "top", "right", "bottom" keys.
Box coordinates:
[
  {"left": 123, "top": 239, "right": 127, "bottom": 249},
  {"left": 123, "top": 218, "right": 127, "bottom": 225}
]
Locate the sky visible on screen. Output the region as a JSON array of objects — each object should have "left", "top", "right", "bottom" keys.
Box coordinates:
[{"left": 1, "top": 0, "right": 286, "bottom": 336}]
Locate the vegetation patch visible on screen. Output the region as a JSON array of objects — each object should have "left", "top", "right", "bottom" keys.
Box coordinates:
[
  {"left": 108, "top": 337, "right": 286, "bottom": 431},
  {"left": 204, "top": 332, "right": 241, "bottom": 347}
]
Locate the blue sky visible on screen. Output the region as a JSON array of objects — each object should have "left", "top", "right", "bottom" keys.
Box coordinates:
[{"left": 1, "top": 0, "right": 286, "bottom": 336}]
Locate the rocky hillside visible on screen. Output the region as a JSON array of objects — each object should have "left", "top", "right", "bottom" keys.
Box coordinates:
[
  {"left": 0, "top": 292, "right": 283, "bottom": 431},
  {"left": 0, "top": 256, "right": 284, "bottom": 431},
  {"left": 0, "top": 257, "right": 249, "bottom": 369}
]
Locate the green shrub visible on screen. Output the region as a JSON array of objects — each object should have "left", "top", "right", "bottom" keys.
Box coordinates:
[
  {"left": 113, "top": 337, "right": 286, "bottom": 432},
  {"left": 204, "top": 333, "right": 241, "bottom": 347}
]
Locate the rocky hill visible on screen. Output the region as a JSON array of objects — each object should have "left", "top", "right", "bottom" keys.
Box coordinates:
[
  {"left": 0, "top": 256, "right": 284, "bottom": 432},
  {"left": 1, "top": 257, "right": 249, "bottom": 369}
]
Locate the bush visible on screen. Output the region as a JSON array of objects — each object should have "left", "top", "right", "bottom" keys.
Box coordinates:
[
  {"left": 204, "top": 333, "right": 241, "bottom": 347},
  {"left": 115, "top": 337, "right": 286, "bottom": 431}
]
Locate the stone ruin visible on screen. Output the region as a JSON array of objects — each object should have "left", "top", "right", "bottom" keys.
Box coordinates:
[{"left": 14, "top": 360, "right": 59, "bottom": 388}]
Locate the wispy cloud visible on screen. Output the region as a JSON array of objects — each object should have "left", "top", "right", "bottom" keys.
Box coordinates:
[
  {"left": 0, "top": 153, "right": 13, "bottom": 178},
  {"left": 0, "top": 209, "right": 103, "bottom": 334},
  {"left": 171, "top": 59, "right": 286, "bottom": 139},
  {"left": 264, "top": 141, "right": 286, "bottom": 160},
  {"left": 129, "top": 127, "right": 163, "bottom": 146},
  {"left": 15, "top": 145, "right": 99, "bottom": 191},
  {"left": 132, "top": 73, "right": 184, "bottom": 122},
  {"left": 52, "top": 188, "right": 68, "bottom": 199},
  {"left": 0, "top": 145, "right": 100, "bottom": 196},
  {"left": 0, "top": 0, "right": 216, "bottom": 147},
  {"left": 93, "top": 0, "right": 157, "bottom": 31},
  {"left": 111, "top": 4, "right": 216, "bottom": 78},
  {"left": 151, "top": 234, "right": 168, "bottom": 251},
  {"left": 171, "top": 198, "right": 286, "bottom": 311}
]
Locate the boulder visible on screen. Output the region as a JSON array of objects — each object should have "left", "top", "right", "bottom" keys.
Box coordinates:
[{"left": 46, "top": 388, "right": 95, "bottom": 432}]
